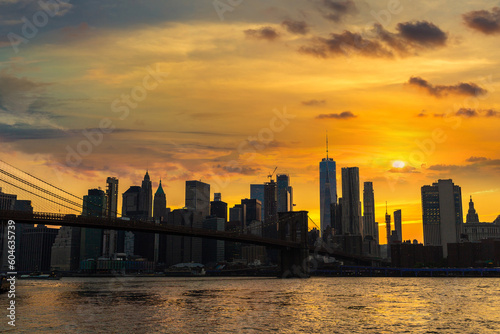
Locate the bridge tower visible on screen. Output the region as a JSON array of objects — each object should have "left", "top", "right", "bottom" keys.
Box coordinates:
[{"left": 277, "top": 211, "right": 309, "bottom": 278}]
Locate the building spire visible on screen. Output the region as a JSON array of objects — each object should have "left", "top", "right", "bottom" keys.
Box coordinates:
[
  {"left": 386, "top": 201, "right": 388, "bottom": 215},
  {"left": 326, "top": 131, "right": 329, "bottom": 159}
]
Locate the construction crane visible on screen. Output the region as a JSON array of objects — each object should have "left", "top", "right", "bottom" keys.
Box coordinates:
[{"left": 268, "top": 166, "right": 277, "bottom": 182}]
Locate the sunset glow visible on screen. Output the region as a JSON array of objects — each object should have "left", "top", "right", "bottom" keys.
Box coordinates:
[{"left": 1, "top": 0, "right": 499, "bottom": 244}]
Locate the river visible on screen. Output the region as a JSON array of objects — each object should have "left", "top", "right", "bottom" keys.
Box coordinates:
[{"left": 1, "top": 277, "right": 499, "bottom": 333}]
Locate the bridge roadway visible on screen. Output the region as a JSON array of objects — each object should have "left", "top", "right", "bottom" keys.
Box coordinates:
[{"left": 0, "top": 210, "right": 300, "bottom": 249}]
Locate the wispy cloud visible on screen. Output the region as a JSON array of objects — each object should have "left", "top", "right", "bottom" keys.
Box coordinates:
[
  {"left": 244, "top": 26, "right": 279, "bottom": 41},
  {"left": 407, "top": 77, "right": 487, "bottom": 98},
  {"left": 316, "top": 111, "right": 356, "bottom": 119}
]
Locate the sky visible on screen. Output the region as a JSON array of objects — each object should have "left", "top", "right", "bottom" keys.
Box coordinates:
[{"left": 1, "top": 0, "right": 500, "bottom": 243}]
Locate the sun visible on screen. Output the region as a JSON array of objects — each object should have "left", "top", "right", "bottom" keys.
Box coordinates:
[{"left": 392, "top": 160, "right": 405, "bottom": 168}]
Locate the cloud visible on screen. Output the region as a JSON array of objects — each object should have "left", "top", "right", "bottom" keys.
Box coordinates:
[
  {"left": 396, "top": 21, "right": 447, "bottom": 47},
  {"left": 300, "top": 20, "right": 447, "bottom": 59},
  {"left": 316, "top": 111, "right": 356, "bottom": 119},
  {"left": 407, "top": 77, "right": 487, "bottom": 97},
  {"left": 0, "top": 123, "right": 69, "bottom": 141},
  {"left": 388, "top": 166, "right": 418, "bottom": 173},
  {"left": 244, "top": 26, "right": 279, "bottom": 41},
  {"left": 321, "top": 0, "right": 357, "bottom": 22},
  {"left": 466, "top": 156, "right": 488, "bottom": 163},
  {"left": 463, "top": 7, "right": 500, "bottom": 35},
  {"left": 428, "top": 158, "right": 500, "bottom": 174},
  {"left": 302, "top": 99, "right": 326, "bottom": 106},
  {"left": 217, "top": 164, "right": 260, "bottom": 175},
  {"left": 299, "top": 30, "right": 393, "bottom": 58},
  {"left": 485, "top": 109, "right": 499, "bottom": 117},
  {"left": 455, "top": 108, "right": 478, "bottom": 117},
  {"left": 417, "top": 110, "right": 427, "bottom": 117},
  {"left": 282, "top": 19, "right": 310, "bottom": 35}
]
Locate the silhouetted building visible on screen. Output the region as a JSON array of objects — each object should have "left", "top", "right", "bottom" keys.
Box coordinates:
[
  {"left": 308, "top": 228, "right": 320, "bottom": 247},
  {"left": 153, "top": 180, "right": 167, "bottom": 222},
  {"left": 263, "top": 180, "right": 277, "bottom": 223},
  {"left": 103, "top": 177, "right": 119, "bottom": 258},
  {"left": 202, "top": 216, "right": 225, "bottom": 264},
  {"left": 229, "top": 204, "right": 245, "bottom": 231},
  {"left": 165, "top": 209, "right": 204, "bottom": 266},
  {"left": 0, "top": 190, "right": 33, "bottom": 271},
  {"left": 140, "top": 171, "right": 153, "bottom": 220},
  {"left": 394, "top": 209, "right": 402, "bottom": 243},
  {"left": 210, "top": 193, "right": 227, "bottom": 222},
  {"left": 19, "top": 225, "right": 58, "bottom": 272},
  {"left": 320, "top": 151, "right": 337, "bottom": 235},
  {"left": 341, "top": 167, "right": 362, "bottom": 236},
  {"left": 421, "top": 179, "right": 463, "bottom": 257},
  {"left": 185, "top": 180, "right": 210, "bottom": 218},
  {"left": 51, "top": 226, "right": 81, "bottom": 271},
  {"left": 121, "top": 173, "right": 155, "bottom": 261},
  {"left": 81, "top": 189, "right": 106, "bottom": 261},
  {"left": 466, "top": 196, "right": 479, "bottom": 223},
  {"left": 250, "top": 184, "right": 265, "bottom": 221},
  {"left": 225, "top": 220, "right": 243, "bottom": 261},
  {"left": 462, "top": 217, "right": 500, "bottom": 242},
  {"left": 277, "top": 174, "right": 293, "bottom": 212},
  {"left": 385, "top": 206, "right": 391, "bottom": 259},
  {"left": 241, "top": 198, "right": 262, "bottom": 228},
  {"left": 263, "top": 180, "right": 278, "bottom": 241},
  {"left": 331, "top": 201, "right": 342, "bottom": 235},
  {"left": 391, "top": 242, "right": 444, "bottom": 268},
  {"left": 362, "top": 182, "right": 378, "bottom": 256},
  {"left": 448, "top": 240, "right": 500, "bottom": 267}
]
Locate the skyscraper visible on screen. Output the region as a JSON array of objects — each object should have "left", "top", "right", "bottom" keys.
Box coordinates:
[
  {"left": 103, "top": 177, "right": 119, "bottom": 258},
  {"left": 362, "top": 182, "right": 376, "bottom": 239},
  {"left": 185, "top": 180, "right": 210, "bottom": 218},
  {"left": 250, "top": 184, "right": 265, "bottom": 220},
  {"left": 421, "top": 179, "right": 463, "bottom": 257},
  {"left": 241, "top": 198, "right": 262, "bottom": 230},
  {"left": 341, "top": 167, "right": 362, "bottom": 236},
  {"left": 362, "top": 182, "right": 378, "bottom": 255},
  {"left": 19, "top": 225, "right": 58, "bottom": 272},
  {"left": 385, "top": 204, "right": 391, "bottom": 258},
  {"left": 140, "top": 171, "right": 153, "bottom": 220},
  {"left": 81, "top": 188, "right": 106, "bottom": 261},
  {"left": 466, "top": 196, "right": 479, "bottom": 223},
  {"left": 210, "top": 193, "right": 228, "bottom": 221},
  {"left": 277, "top": 174, "right": 293, "bottom": 213},
  {"left": 153, "top": 180, "right": 167, "bottom": 222},
  {"left": 320, "top": 138, "right": 337, "bottom": 235},
  {"left": 106, "top": 177, "right": 119, "bottom": 218},
  {"left": 394, "top": 209, "right": 402, "bottom": 243}
]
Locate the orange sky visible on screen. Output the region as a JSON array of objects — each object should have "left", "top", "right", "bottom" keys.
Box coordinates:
[{"left": 1, "top": 1, "right": 499, "bottom": 244}]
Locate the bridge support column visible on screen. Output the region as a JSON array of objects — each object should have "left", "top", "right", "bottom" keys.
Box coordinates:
[{"left": 277, "top": 211, "right": 310, "bottom": 278}]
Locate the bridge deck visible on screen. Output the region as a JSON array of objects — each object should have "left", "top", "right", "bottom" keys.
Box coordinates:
[{"left": 0, "top": 210, "right": 300, "bottom": 249}]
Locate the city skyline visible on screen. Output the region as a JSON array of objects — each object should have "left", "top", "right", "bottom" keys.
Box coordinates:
[{"left": 1, "top": 1, "right": 500, "bottom": 244}]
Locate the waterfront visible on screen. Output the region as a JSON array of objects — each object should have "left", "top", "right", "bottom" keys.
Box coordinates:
[{"left": 1, "top": 277, "right": 500, "bottom": 333}]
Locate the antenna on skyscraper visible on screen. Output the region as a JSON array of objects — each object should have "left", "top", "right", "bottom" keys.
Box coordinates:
[
  {"left": 386, "top": 201, "right": 388, "bottom": 215},
  {"left": 326, "top": 130, "right": 329, "bottom": 159}
]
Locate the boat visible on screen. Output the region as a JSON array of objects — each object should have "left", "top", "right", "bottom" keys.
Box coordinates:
[{"left": 19, "top": 271, "right": 61, "bottom": 280}]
